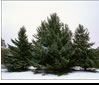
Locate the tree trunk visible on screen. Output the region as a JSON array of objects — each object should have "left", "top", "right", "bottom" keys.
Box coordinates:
[{"left": 84, "top": 67, "right": 87, "bottom": 71}]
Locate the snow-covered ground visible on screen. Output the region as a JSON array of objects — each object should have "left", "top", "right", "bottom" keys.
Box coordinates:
[{"left": 1, "top": 67, "right": 99, "bottom": 80}]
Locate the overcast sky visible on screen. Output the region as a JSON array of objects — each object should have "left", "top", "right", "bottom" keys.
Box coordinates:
[{"left": 2, "top": 1, "right": 99, "bottom": 48}]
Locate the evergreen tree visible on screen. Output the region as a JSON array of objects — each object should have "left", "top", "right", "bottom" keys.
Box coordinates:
[
  {"left": 73, "top": 24, "right": 95, "bottom": 71},
  {"left": 1, "top": 39, "right": 6, "bottom": 64},
  {"left": 96, "top": 47, "right": 99, "bottom": 58},
  {"left": 94, "top": 47, "right": 99, "bottom": 68},
  {"left": 4, "top": 27, "right": 32, "bottom": 72},
  {"left": 31, "top": 13, "right": 73, "bottom": 72}
]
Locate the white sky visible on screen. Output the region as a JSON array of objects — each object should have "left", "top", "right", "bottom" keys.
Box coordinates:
[{"left": 2, "top": 1, "right": 99, "bottom": 48}]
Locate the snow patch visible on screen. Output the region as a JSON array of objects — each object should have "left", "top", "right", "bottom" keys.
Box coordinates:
[
  {"left": 28, "top": 66, "right": 36, "bottom": 70},
  {"left": 1, "top": 67, "right": 99, "bottom": 80}
]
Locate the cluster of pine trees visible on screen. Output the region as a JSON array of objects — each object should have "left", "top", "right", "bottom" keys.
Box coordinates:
[{"left": 4, "top": 13, "right": 99, "bottom": 74}]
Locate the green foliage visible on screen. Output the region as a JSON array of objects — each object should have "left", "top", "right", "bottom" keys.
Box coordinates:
[
  {"left": 3, "top": 13, "right": 99, "bottom": 74},
  {"left": 73, "top": 24, "right": 95, "bottom": 70},
  {"left": 31, "top": 13, "right": 73, "bottom": 73},
  {"left": 1, "top": 49, "right": 6, "bottom": 64},
  {"left": 4, "top": 27, "right": 32, "bottom": 72},
  {"left": 1, "top": 39, "right": 6, "bottom": 64},
  {"left": 93, "top": 47, "right": 99, "bottom": 68}
]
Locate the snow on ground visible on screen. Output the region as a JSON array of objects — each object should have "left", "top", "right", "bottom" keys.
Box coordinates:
[{"left": 1, "top": 67, "right": 99, "bottom": 80}]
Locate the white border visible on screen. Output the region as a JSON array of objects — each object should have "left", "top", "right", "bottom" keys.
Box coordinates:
[{"left": 0, "top": 0, "right": 99, "bottom": 83}]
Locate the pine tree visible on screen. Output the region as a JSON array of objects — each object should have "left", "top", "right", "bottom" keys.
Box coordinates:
[
  {"left": 73, "top": 24, "right": 95, "bottom": 71},
  {"left": 1, "top": 39, "right": 6, "bottom": 64},
  {"left": 4, "top": 27, "right": 32, "bottom": 72},
  {"left": 96, "top": 47, "right": 99, "bottom": 59},
  {"left": 32, "top": 13, "right": 73, "bottom": 72},
  {"left": 94, "top": 47, "right": 99, "bottom": 68}
]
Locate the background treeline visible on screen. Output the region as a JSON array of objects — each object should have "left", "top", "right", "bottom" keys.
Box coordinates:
[{"left": 2, "top": 13, "right": 99, "bottom": 74}]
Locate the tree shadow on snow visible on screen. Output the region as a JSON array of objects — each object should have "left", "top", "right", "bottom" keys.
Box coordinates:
[
  {"left": 32, "top": 68, "right": 99, "bottom": 76},
  {"left": 32, "top": 69, "right": 75, "bottom": 76}
]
